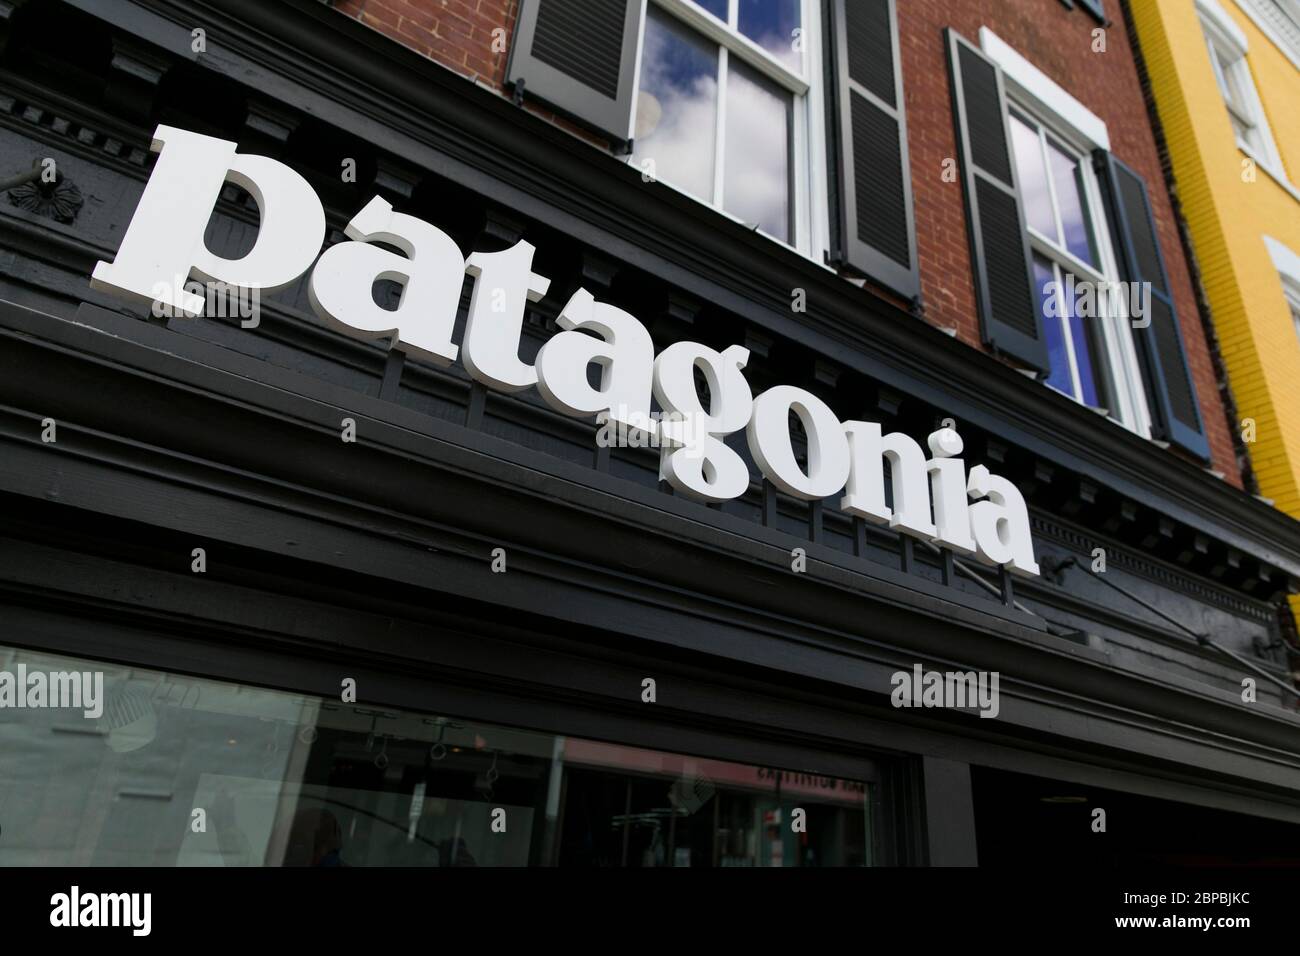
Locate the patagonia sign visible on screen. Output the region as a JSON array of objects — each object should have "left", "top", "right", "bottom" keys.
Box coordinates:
[{"left": 91, "top": 125, "right": 1039, "bottom": 577}]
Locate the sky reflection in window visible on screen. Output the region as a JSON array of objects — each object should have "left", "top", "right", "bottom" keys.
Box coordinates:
[
  {"left": 738, "top": 0, "right": 802, "bottom": 72},
  {"left": 633, "top": 6, "right": 719, "bottom": 203},
  {"left": 1034, "top": 254, "right": 1075, "bottom": 398},
  {"left": 692, "top": 0, "right": 728, "bottom": 21},
  {"left": 1048, "top": 142, "right": 1096, "bottom": 268},
  {"left": 724, "top": 59, "right": 791, "bottom": 241},
  {"left": 1011, "top": 113, "right": 1055, "bottom": 239}
]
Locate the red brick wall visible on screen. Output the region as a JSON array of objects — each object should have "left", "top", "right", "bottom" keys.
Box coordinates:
[
  {"left": 331, "top": 0, "right": 1242, "bottom": 486},
  {"left": 898, "top": 0, "right": 1238, "bottom": 485},
  {"left": 334, "top": 0, "right": 518, "bottom": 87},
  {"left": 334, "top": 0, "right": 608, "bottom": 141}
]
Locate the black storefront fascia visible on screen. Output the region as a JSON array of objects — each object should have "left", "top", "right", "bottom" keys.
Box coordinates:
[{"left": 0, "top": 0, "right": 1299, "bottom": 867}]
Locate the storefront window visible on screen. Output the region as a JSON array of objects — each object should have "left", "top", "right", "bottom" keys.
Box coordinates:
[{"left": 0, "top": 645, "right": 879, "bottom": 866}]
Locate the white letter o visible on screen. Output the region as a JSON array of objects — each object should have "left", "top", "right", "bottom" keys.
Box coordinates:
[{"left": 746, "top": 386, "right": 850, "bottom": 501}]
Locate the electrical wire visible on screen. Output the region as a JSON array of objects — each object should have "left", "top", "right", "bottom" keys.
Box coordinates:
[{"left": 1051, "top": 556, "right": 1300, "bottom": 701}]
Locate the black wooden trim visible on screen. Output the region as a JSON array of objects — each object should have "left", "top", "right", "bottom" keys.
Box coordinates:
[
  {"left": 1, "top": 299, "right": 1042, "bottom": 634},
  {"left": 920, "top": 757, "right": 979, "bottom": 865},
  {"left": 6, "top": 299, "right": 1300, "bottom": 776},
  {"left": 7, "top": 529, "right": 1300, "bottom": 821}
]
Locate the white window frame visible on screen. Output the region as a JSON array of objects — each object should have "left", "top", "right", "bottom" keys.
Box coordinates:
[
  {"left": 1263, "top": 235, "right": 1300, "bottom": 345},
  {"left": 1007, "top": 105, "right": 1152, "bottom": 438},
  {"left": 1235, "top": 0, "right": 1300, "bottom": 73},
  {"left": 979, "top": 28, "right": 1111, "bottom": 153},
  {"left": 1197, "top": 0, "right": 1287, "bottom": 175},
  {"left": 1288, "top": 287, "right": 1300, "bottom": 345},
  {"left": 629, "top": 0, "right": 831, "bottom": 260}
]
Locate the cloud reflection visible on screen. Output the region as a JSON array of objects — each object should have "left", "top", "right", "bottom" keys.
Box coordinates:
[
  {"left": 632, "top": 4, "right": 794, "bottom": 244},
  {"left": 739, "top": 0, "right": 801, "bottom": 72},
  {"left": 632, "top": 7, "right": 718, "bottom": 203},
  {"left": 724, "top": 61, "right": 791, "bottom": 241}
]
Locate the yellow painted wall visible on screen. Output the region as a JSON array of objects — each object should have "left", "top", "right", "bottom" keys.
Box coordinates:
[{"left": 1132, "top": 0, "right": 1300, "bottom": 554}]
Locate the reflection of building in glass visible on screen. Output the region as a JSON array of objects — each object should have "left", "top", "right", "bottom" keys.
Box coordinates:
[{"left": 0, "top": 646, "right": 876, "bottom": 866}]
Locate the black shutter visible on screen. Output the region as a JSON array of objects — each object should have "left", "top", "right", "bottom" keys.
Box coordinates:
[
  {"left": 1096, "top": 151, "right": 1210, "bottom": 461},
  {"left": 945, "top": 30, "right": 1047, "bottom": 373},
  {"left": 826, "top": 0, "right": 919, "bottom": 300},
  {"left": 506, "top": 0, "right": 644, "bottom": 142},
  {"left": 1077, "top": 0, "right": 1107, "bottom": 23}
]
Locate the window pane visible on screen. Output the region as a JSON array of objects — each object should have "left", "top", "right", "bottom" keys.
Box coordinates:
[
  {"left": 724, "top": 59, "right": 792, "bottom": 242},
  {"left": 1047, "top": 142, "right": 1097, "bottom": 267},
  {"left": 1208, "top": 39, "right": 1266, "bottom": 153},
  {"left": 692, "top": 0, "right": 729, "bottom": 21},
  {"left": 1221, "top": 60, "right": 1254, "bottom": 117},
  {"left": 1034, "top": 255, "right": 1075, "bottom": 398},
  {"left": 632, "top": 7, "right": 719, "bottom": 203},
  {"left": 1207, "top": 39, "right": 1234, "bottom": 102},
  {"left": 1065, "top": 280, "right": 1103, "bottom": 408},
  {"left": 738, "top": 0, "right": 802, "bottom": 72},
  {"left": 0, "top": 643, "right": 884, "bottom": 866},
  {"left": 1011, "top": 115, "right": 1056, "bottom": 240},
  {"left": 556, "top": 740, "right": 874, "bottom": 866}
]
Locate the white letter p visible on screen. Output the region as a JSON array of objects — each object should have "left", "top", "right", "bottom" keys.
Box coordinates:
[{"left": 92, "top": 124, "right": 326, "bottom": 317}]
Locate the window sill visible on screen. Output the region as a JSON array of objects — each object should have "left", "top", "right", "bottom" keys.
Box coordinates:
[
  {"left": 1042, "top": 378, "right": 1150, "bottom": 439},
  {"left": 623, "top": 157, "right": 836, "bottom": 278}
]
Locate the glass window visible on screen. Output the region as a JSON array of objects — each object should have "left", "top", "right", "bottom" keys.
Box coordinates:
[
  {"left": 723, "top": 58, "right": 792, "bottom": 242},
  {"left": 1011, "top": 115, "right": 1055, "bottom": 238},
  {"left": 0, "top": 644, "right": 885, "bottom": 866},
  {"left": 1011, "top": 113, "right": 1099, "bottom": 268},
  {"left": 1207, "top": 40, "right": 1260, "bottom": 150},
  {"left": 1047, "top": 141, "right": 1097, "bottom": 268},
  {"left": 1066, "top": 278, "right": 1104, "bottom": 409},
  {"left": 737, "top": 0, "right": 802, "bottom": 72},
  {"left": 1011, "top": 108, "right": 1139, "bottom": 428},
  {"left": 632, "top": 0, "right": 813, "bottom": 250},
  {"left": 1200, "top": 21, "right": 1284, "bottom": 172},
  {"left": 1033, "top": 254, "right": 1075, "bottom": 398},
  {"left": 694, "top": 0, "right": 729, "bottom": 20},
  {"left": 634, "top": 7, "right": 719, "bottom": 203}
]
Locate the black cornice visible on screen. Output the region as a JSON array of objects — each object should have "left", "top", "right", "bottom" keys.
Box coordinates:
[
  {"left": 3, "top": 298, "right": 1300, "bottom": 785},
  {"left": 56, "top": 0, "right": 1300, "bottom": 578}
]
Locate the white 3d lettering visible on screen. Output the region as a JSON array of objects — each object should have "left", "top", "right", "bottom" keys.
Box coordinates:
[{"left": 91, "top": 125, "right": 1039, "bottom": 577}]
